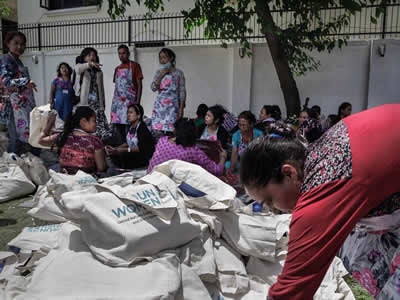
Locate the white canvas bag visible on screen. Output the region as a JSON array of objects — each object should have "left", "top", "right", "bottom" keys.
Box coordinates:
[
  {"left": 154, "top": 160, "right": 236, "bottom": 210},
  {"left": 60, "top": 188, "right": 201, "bottom": 267},
  {"left": 0, "top": 163, "right": 35, "bottom": 202},
  {"left": 213, "top": 239, "right": 249, "bottom": 296},
  {"left": 28, "top": 104, "right": 63, "bottom": 149},
  {"left": 28, "top": 170, "right": 97, "bottom": 222},
  {"left": 7, "top": 224, "right": 63, "bottom": 252},
  {"left": 216, "top": 209, "right": 291, "bottom": 261}
]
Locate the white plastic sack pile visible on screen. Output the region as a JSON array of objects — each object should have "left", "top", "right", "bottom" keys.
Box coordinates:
[
  {"left": 154, "top": 159, "right": 237, "bottom": 210},
  {"left": 60, "top": 171, "right": 202, "bottom": 266},
  {"left": 29, "top": 104, "right": 63, "bottom": 149},
  {"left": 3, "top": 160, "right": 355, "bottom": 299},
  {"left": 0, "top": 153, "right": 36, "bottom": 202},
  {"left": 28, "top": 170, "right": 98, "bottom": 222}
]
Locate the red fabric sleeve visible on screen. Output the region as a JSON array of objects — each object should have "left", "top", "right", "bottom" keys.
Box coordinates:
[
  {"left": 92, "top": 136, "right": 104, "bottom": 151},
  {"left": 131, "top": 62, "right": 143, "bottom": 80}
]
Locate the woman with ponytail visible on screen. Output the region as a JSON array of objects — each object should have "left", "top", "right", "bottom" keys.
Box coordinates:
[
  {"left": 39, "top": 106, "right": 106, "bottom": 174},
  {"left": 240, "top": 105, "right": 400, "bottom": 299}
]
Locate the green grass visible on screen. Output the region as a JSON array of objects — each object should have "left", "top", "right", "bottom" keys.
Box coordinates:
[{"left": 0, "top": 197, "right": 35, "bottom": 251}]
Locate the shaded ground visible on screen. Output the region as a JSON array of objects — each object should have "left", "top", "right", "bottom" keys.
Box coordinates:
[
  {"left": 0, "top": 197, "right": 35, "bottom": 251},
  {"left": 0, "top": 197, "right": 373, "bottom": 300}
]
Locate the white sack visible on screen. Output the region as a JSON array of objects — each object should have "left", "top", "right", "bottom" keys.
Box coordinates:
[
  {"left": 154, "top": 160, "right": 236, "bottom": 210},
  {"left": 28, "top": 170, "right": 97, "bottom": 222},
  {"left": 0, "top": 252, "right": 18, "bottom": 280},
  {"left": 7, "top": 224, "right": 62, "bottom": 252},
  {"left": 101, "top": 171, "right": 179, "bottom": 220},
  {"left": 180, "top": 264, "right": 212, "bottom": 300},
  {"left": 20, "top": 153, "right": 49, "bottom": 186},
  {"left": 178, "top": 225, "right": 217, "bottom": 283},
  {"left": 213, "top": 239, "right": 249, "bottom": 296},
  {"left": 22, "top": 236, "right": 182, "bottom": 300},
  {"left": 216, "top": 210, "right": 291, "bottom": 261},
  {"left": 28, "top": 104, "right": 63, "bottom": 149},
  {"left": 98, "top": 169, "right": 147, "bottom": 187},
  {"left": 0, "top": 163, "right": 35, "bottom": 202},
  {"left": 60, "top": 187, "right": 201, "bottom": 267}
]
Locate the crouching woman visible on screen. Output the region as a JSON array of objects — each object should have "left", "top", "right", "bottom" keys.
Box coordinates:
[{"left": 39, "top": 106, "right": 106, "bottom": 175}]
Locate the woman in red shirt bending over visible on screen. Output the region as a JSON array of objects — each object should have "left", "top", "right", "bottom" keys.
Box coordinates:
[
  {"left": 39, "top": 106, "right": 106, "bottom": 175},
  {"left": 240, "top": 104, "right": 400, "bottom": 300}
]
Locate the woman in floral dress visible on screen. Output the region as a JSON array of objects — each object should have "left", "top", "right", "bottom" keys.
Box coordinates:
[
  {"left": 150, "top": 48, "right": 186, "bottom": 138},
  {"left": 110, "top": 44, "right": 143, "bottom": 142},
  {"left": 0, "top": 31, "right": 37, "bottom": 155},
  {"left": 240, "top": 104, "right": 400, "bottom": 299}
]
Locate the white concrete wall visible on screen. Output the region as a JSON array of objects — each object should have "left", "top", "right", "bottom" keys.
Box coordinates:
[
  {"left": 368, "top": 39, "right": 400, "bottom": 108},
  {"left": 20, "top": 40, "right": 400, "bottom": 123},
  {"left": 21, "top": 44, "right": 234, "bottom": 120},
  {"left": 251, "top": 41, "right": 371, "bottom": 117}
]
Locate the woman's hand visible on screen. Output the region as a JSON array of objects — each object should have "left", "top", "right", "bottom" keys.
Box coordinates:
[
  {"left": 105, "top": 145, "right": 117, "bottom": 155},
  {"left": 90, "top": 62, "right": 102, "bottom": 70},
  {"left": 28, "top": 81, "right": 37, "bottom": 92}
]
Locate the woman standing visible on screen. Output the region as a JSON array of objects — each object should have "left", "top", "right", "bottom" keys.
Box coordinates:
[
  {"left": 0, "top": 31, "right": 37, "bottom": 155},
  {"left": 49, "top": 62, "right": 74, "bottom": 121},
  {"left": 150, "top": 48, "right": 186, "bottom": 137},
  {"left": 110, "top": 45, "right": 143, "bottom": 141},
  {"left": 74, "top": 47, "right": 111, "bottom": 142}
]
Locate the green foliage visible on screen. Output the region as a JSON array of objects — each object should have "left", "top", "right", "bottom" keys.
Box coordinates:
[
  {"left": 98, "top": 0, "right": 397, "bottom": 75},
  {"left": 0, "top": 0, "right": 12, "bottom": 18}
]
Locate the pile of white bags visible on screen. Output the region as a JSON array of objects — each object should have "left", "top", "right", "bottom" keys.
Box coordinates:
[
  {"left": 1, "top": 160, "right": 355, "bottom": 300},
  {"left": 0, "top": 152, "right": 50, "bottom": 203}
]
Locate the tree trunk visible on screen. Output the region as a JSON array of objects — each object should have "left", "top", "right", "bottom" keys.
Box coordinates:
[{"left": 254, "top": 0, "right": 301, "bottom": 117}]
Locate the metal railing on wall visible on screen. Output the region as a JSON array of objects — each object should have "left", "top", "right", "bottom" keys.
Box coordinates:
[{"left": 1, "top": 3, "right": 400, "bottom": 51}]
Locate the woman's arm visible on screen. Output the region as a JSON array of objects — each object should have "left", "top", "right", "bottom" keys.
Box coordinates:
[
  {"left": 228, "top": 147, "right": 238, "bottom": 173},
  {"left": 49, "top": 82, "right": 56, "bottom": 109},
  {"left": 193, "top": 147, "right": 226, "bottom": 177},
  {"left": 177, "top": 70, "right": 186, "bottom": 119},
  {"left": 0, "top": 58, "right": 29, "bottom": 91},
  {"left": 136, "top": 77, "right": 143, "bottom": 104},
  {"left": 94, "top": 148, "right": 107, "bottom": 172},
  {"left": 150, "top": 69, "right": 168, "bottom": 92}
]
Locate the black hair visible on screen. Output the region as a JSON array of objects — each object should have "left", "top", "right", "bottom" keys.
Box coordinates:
[
  {"left": 299, "top": 118, "right": 323, "bottom": 143},
  {"left": 4, "top": 31, "right": 26, "bottom": 46},
  {"left": 238, "top": 110, "right": 256, "bottom": 126},
  {"left": 207, "top": 105, "right": 225, "bottom": 126},
  {"left": 56, "top": 62, "right": 72, "bottom": 78},
  {"left": 338, "top": 102, "right": 352, "bottom": 116},
  {"left": 159, "top": 48, "right": 176, "bottom": 66},
  {"left": 311, "top": 105, "right": 321, "bottom": 116},
  {"left": 79, "top": 47, "right": 100, "bottom": 63},
  {"left": 240, "top": 124, "right": 306, "bottom": 188},
  {"left": 118, "top": 44, "right": 130, "bottom": 56},
  {"left": 174, "top": 119, "right": 196, "bottom": 147},
  {"left": 271, "top": 105, "right": 282, "bottom": 120},
  {"left": 327, "top": 114, "right": 341, "bottom": 127},
  {"left": 261, "top": 105, "right": 273, "bottom": 117},
  {"left": 127, "top": 103, "right": 144, "bottom": 122},
  {"left": 55, "top": 106, "right": 96, "bottom": 150},
  {"left": 196, "top": 103, "right": 208, "bottom": 118}
]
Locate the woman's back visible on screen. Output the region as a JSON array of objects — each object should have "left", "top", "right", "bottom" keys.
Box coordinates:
[
  {"left": 148, "top": 136, "right": 223, "bottom": 176},
  {"left": 60, "top": 133, "right": 104, "bottom": 174}
]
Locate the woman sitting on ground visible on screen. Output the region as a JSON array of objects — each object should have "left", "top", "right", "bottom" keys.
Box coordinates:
[
  {"left": 148, "top": 119, "right": 227, "bottom": 176},
  {"left": 197, "top": 105, "right": 229, "bottom": 150},
  {"left": 106, "top": 103, "right": 155, "bottom": 169},
  {"left": 227, "top": 110, "right": 263, "bottom": 173},
  {"left": 39, "top": 106, "right": 106, "bottom": 175},
  {"left": 255, "top": 105, "right": 276, "bottom": 132}
]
